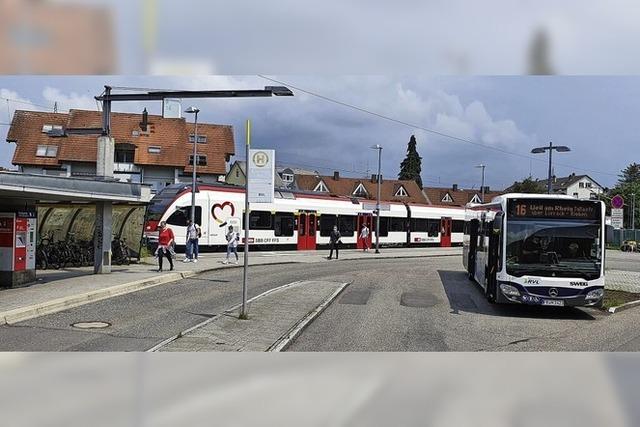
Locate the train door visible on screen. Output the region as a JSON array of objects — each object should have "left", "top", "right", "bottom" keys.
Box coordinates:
[
  {"left": 440, "top": 217, "right": 452, "bottom": 247},
  {"left": 356, "top": 213, "right": 373, "bottom": 249},
  {"left": 297, "top": 211, "right": 317, "bottom": 250}
]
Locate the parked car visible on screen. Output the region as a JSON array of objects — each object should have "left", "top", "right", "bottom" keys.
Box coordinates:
[{"left": 620, "top": 240, "right": 638, "bottom": 252}]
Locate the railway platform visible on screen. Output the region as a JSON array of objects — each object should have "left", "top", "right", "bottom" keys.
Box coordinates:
[{"left": 0, "top": 247, "right": 460, "bottom": 325}]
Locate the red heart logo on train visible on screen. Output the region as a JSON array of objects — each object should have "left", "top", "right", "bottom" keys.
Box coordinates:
[{"left": 212, "top": 201, "right": 235, "bottom": 224}]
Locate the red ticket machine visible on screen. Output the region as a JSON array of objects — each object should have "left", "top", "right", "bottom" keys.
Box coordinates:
[{"left": 0, "top": 212, "right": 37, "bottom": 288}]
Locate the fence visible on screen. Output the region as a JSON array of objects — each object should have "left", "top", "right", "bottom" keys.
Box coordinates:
[{"left": 607, "top": 226, "right": 640, "bottom": 247}]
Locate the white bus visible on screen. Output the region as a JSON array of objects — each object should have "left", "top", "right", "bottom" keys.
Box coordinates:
[{"left": 463, "top": 193, "right": 605, "bottom": 307}]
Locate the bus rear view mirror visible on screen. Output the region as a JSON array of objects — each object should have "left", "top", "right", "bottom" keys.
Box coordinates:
[{"left": 492, "top": 212, "right": 504, "bottom": 234}]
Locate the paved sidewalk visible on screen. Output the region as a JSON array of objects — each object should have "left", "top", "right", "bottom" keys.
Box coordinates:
[
  {"left": 606, "top": 270, "right": 640, "bottom": 293},
  {"left": 0, "top": 247, "right": 460, "bottom": 325},
  {"left": 157, "top": 280, "right": 348, "bottom": 352}
]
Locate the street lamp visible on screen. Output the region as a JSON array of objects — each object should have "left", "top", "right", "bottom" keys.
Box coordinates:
[
  {"left": 531, "top": 142, "right": 571, "bottom": 194},
  {"left": 475, "top": 164, "right": 486, "bottom": 202},
  {"left": 185, "top": 106, "right": 200, "bottom": 225},
  {"left": 370, "top": 144, "right": 383, "bottom": 254}
]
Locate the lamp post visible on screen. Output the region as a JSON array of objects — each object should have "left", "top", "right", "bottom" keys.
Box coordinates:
[
  {"left": 475, "top": 164, "right": 486, "bottom": 202},
  {"left": 370, "top": 144, "right": 383, "bottom": 254},
  {"left": 632, "top": 193, "right": 636, "bottom": 230},
  {"left": 531, "top": 142, "right": 571, "bottom": 194},
  {"left": 185, "top": 107, "right": 200, "bottom": 225}
]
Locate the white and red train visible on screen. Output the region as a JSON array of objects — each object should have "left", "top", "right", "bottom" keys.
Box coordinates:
[{"left": 144, "top": 183, "right": 465, "bottom": 250}]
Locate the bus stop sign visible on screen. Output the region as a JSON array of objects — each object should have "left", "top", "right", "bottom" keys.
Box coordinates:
[{"left": 611, "top": 195, "right": 624, "bottom": 209}]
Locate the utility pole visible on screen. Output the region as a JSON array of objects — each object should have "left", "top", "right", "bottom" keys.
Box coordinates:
[
  {"left": 370, "top": 144, "right": 383, "bottom": 254},
  {"left": 241, "top": 119, "right": 251, "bottom": 319},
  {"left": 475, "top": 164, "right": 486, "bottom": 202}
]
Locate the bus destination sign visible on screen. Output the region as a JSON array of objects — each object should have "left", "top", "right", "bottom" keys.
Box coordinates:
[{"left": 508, "top": 200, "right": 599, "bottom": 220}]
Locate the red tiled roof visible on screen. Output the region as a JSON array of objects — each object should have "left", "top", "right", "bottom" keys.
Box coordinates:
[
  {"left": 7, "top": 109, "right": 234, "bottom": 175},
  {"left": 423, "top": 186, "right": 504, "bottom": 206},
  {"left": 296, "top": 174, "right": 429, "bottom": 204}
]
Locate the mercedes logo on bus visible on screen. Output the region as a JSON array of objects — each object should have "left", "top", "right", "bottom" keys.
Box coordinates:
[{"left": 548, "top": 288, "right": 559, "bottom": 297}]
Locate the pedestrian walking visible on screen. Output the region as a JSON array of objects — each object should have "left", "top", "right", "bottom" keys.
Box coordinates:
[
  {"left": 183, "top": 219, "right": 201, "bottom": 263},
  {"left": 156, "top": 221, "right": 174, "bottom": 272},
  {"left": 359, "top": 223, "right": 370, "bottom": 252},
  {"left": 327, "top": 225, "right": 341, "bottom": 260},
  {"left": 222, "top": 225, "right": 239, "bottom": 264}
]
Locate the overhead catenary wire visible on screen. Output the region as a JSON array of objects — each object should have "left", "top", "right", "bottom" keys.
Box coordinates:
[{"left": 256, "top": 75, "right": 620, "bottom": 179}]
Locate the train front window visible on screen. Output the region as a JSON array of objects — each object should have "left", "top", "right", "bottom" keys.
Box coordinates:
[
  {"left": 505, "top": 218, "right": 602, "bottom": 280},
  {"left": 166, "top": 206, "right": 202, "bottom": 227}
]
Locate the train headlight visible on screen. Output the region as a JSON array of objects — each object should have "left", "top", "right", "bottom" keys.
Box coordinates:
[
  {"left": 499, "top": 283, "right": 521, "bottom": 297},
  {"left": 586, "top": 289, "right": 604, "bottom": 300}
]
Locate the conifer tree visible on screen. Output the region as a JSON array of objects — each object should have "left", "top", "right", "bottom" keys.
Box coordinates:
[{"left": 398, "top": 135, "right": 423, "bottom": 188}]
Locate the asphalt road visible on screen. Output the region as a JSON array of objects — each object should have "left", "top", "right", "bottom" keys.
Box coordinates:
[
  {"left": 2, "top": 255, "right": 640, "bottom": 351},
  {"left": 289, "top": 257, "right": 640, "bottom": 351}
]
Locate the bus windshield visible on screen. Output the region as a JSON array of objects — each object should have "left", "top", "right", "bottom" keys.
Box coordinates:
[{"left": 505, "top": 218, "right": 602, "bottom": 280}]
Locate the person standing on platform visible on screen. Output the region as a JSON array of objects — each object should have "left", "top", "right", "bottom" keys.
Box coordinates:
[
  {"left": 359, "top": 223, "right": 370, "bottom": 252},
  {"left": 156, "top": 221, "right": 174, "bottom": 272},
  {"left": 328, "top": 225, "right": 342, "bottom": 260},
  {"left": 183, "top": 219, "right": 201, "bottom": 263},
  {"left": 223, "top": 225, "right": 239, "bottom": 264}
]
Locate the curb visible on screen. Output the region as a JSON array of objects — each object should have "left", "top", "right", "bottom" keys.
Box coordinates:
[
  {"left": 146, "top": 280, "right": 310, "bottom": 352},
  {"left": 608, "top": 299, "right": 640, "bottom": 314},
  {"left": 267, "top": 281, "right": 350, "bottom": 352},
  {"left": 0, "top": 251, "right": 458, "bottom": 326}
]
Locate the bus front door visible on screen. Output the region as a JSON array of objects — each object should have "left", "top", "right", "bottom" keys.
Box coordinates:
[{"left": 440, "top": 217, "right": 452, "bottom": 247}]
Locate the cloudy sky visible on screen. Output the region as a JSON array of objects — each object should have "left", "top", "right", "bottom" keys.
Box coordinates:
[{"left": 1, "top": 75, "right": 637, "bottom": 190}]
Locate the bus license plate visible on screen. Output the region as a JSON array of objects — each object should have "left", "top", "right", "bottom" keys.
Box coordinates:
[{"left": 542, "top": 299, "right": 564, "bottom": 307}]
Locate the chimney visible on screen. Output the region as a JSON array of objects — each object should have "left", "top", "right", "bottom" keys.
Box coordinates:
[
  {"left": 452, "top": 184, "right": 458, "bottom": 191},
  {"left": 483, "top": 185, "right": 490, "bottom": 193},
  {"left": 140, "top": 108, "right": 148, "bottom": 131},
  {"left": 371, "top": 174, "right": 376, "bottom": 183},
  {"left": 333, "top": 171, "right": 339, "bottom": 181}
]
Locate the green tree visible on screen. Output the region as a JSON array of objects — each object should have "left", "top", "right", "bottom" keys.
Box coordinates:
[
  {"left": 618, "top": 162, "right": 640, "bottom": 185},
  {"left": 609, "top": 163, "right": 640, "bottom": 228},
  {"left": 398, "top": 135, "right": 423, "bottom": 188},
  {"left": 508, "top": 177, "right": 546, "bottom": 193}
]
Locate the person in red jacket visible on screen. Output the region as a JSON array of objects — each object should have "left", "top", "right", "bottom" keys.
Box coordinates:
[{"left": 157, "top": 221, "right": 175, "bottom": 272}]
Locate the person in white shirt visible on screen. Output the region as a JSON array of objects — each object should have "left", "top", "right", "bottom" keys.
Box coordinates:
[
  {"left": 359, "top": 223, "right": 370, "bottom": 252},
  {"left": 183, "top": 219, "right": 201, "bottom": 263},
  {"left": 222, "top": 225, "right": 239, "bottom": 264}
]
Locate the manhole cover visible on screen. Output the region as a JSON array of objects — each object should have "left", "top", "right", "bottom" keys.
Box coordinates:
[
  {"left": 400, "top": 292, "right": 438, "bottom": 308},
  {"left": 71, "top": 321, "right": 111, "bottom": 329},
  {"left": 339, "top": 289, "right": 372, "bottom": 305}
]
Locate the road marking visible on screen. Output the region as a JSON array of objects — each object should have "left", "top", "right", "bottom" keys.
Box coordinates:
[{"left": 268, "top": 281, "right": 350, "bottom": 352}]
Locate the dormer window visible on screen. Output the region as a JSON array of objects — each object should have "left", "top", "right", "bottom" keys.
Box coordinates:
[
  {"left": 353, "top": 183, "right": 368, "bottom": 197},
  {"left": 470, "top": 194, "right": 482, "bottom": 204},
  {"left": 314, "top": 180, "right": 329, "bottom": 192},
  {"left": 41, "top": 124, "right": 63, "bottom": 133},
  {"left": 394, "top": 186, "right": 408, "bottom": 197},
  {"left": 441, "top": 193, "right": 453, "bottom": 203},
  {"left": 36, "top": 145, "right": 58, "bottom": 157},
  {"left": 282, "top": 173, "right": 294, "bottom": 183}
]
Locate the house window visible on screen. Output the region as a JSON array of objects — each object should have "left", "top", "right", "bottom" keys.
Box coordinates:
[
  {"left": 282, "top": 173, "right": 294, "bottom": 183},
  {"left": 470, "top": 194, "right": 482, "bottom": 204},
  {"left": 590, "top": 192, "right": 597, "bottom": 199},
  {"left": 114, "top": 148, "right": 135, "bottom": 163},
  {"left": 573, "top": 192, "right": 579, "bottom": 197},
  {"left": 586, "top": 182, "right": 592, "bottom": 188},
  {"left": 41, "top": 124, "right": 63, "bottom": 133},
  {"left": 394, "top": 186, "right": 408, "bottom": 197},
  {"left": 441, "top": 193, "right": 453, "bottom": 203},
  {"left": 314, "top": 181, "right": 329, "bottom": 192},
  {"left": 579, "top": 182, "right": 584, "bottom": 188},
  {"left": 235, "top": 169, "right": 240, "bottom": 178},
  {"left": 148, "top": 146, "right": 161, "bottom": 154},
  {"left": 189, "top": 155, "right": 207, "bottom": 166},
  {"left": 35, "top": 145, "right": 58, "bottom": 157},
  {"left": 188, "top": 134, "right": 207, "bottom": 143},
  {"left": 353, "top": 183, "right": 368, "bottom": 197}
]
